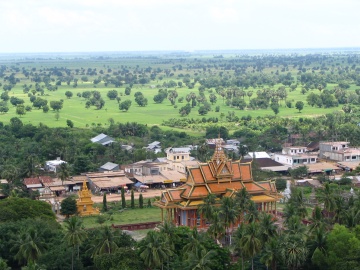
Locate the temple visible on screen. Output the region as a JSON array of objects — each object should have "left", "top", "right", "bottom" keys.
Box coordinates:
[
  {"left": 154, "top": 139, "right": 280, "bottom": 228},
  {"left": 76, "top": 181, "right": 100, "bottom": 216}
]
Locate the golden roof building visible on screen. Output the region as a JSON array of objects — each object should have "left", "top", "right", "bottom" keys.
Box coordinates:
[
  {"left": 77, "top": 181, "right": 100, "bottom": 216},
  {"left": 154, "top": 140, "right": 280, "bottom": 228}
]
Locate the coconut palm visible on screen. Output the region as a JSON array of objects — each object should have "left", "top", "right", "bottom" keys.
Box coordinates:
[
  {"left": 319, "top": 183, "right": 335, "bottom": 217},
  {"left": 183, "top": 228, "right": 206, "bottom": 259},
  {"left": 309, "top": 206, "right": 326, "bottom": 232},
  {"left": 57, "top": 162, "right": 70, "bottom": 186},
  {"left": 63, "top": 216, "right": 88, "bottom": 270},
  {"left": 198, "top": 193, "right": 217, "bottom": 222},
  {"left": 245, "top": 201, "right": 259, "bottom": 223},
  {"left": 280, "top": 235, "right": 308, "bottom": 270},
  {"left": 260, "top": 237, "right": 281, "bottom": 270},
  {"left": 240, "top": 222, "right": 262, "bottom": 270},
  {"left": 233, "top": 223, "right": 246, "bottom": 270},
  {"left": 207, "top": 211, "right": 225, "bottom": 243},
  {"left": 258, "top": 212, "right": 278, "bottom": 244},
  {"left": 91, "top": 226, "right": 119, "bottom": 257},
  {"left": 12, "top": 228, "right": 46, "bottom": 265},
  {"left": 219, "top": 196, "right": 237, "bottom": 242},
  {"left": 234, "top": 188, "right": 251, "bottom": 222},
  {"left": 140, "top": 231, "right": 174, "bottom": 270},
  {"left": 186, "top": 249, "right": 217, "bottom": 270},
  {"left": 308, "top": 227, "right": 327, "bottom": 260}
]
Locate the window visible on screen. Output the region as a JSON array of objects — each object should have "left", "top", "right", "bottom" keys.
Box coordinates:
[
  {"left": 311, "top": 158, "right": 315, "bottom": 162},
  {"left": 352, "top": 156, "right": 357, "bottom": 160}
]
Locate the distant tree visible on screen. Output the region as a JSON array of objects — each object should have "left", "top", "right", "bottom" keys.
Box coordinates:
[
  {"left": 33, "top": 97, "right": 48, "bottom": 109},
  {"left": 0, "top": 104, "right": 9, "bottom": 114},
  {"left": 125, "top": 87, "right": 131, "bottom": 96},
  {"left": 103, "top": 193, "right": 107, "bottom": 212},
  {"left": 131, "top": 190, "right": 135, "bottom": 209},
  {"left": 10, "top": 96, "right": 24, "bottom": 106},
  {"left": 25, "top": 105, "right": 32, "bottom": 112},
  {"left": 50, "top": 101, "right": 63, "bottom": 111},
  {"left": 121, "top": 187, "right": 126, "bottom": 208},
  {"left": 60, "top": 197, "right": 77, "bottom": 218},
  {"left": 179, "top": 104, "right": 191, "bottom": 116},
  {"left": 107, "top": 90, "right": 118, "bottom": 100},
  {"left": 135, "top": 93, "right": 148, "bottom": 107},
  {"left": 198, "top": 106, "right": 209, "bottom": 115},
  {"left": 270, "top": 103, "right": 279, "bottom": 115},
  {"left": 65, "top": 91, "right": 73, "bottom": 99},
  {"left": 209, "top": 93, "right": 217, "bottom": 104},
  {"left": 42, "top": 105, "right": 49, "bottom": 113},
  {"left": 16, "top": 105, "right": 26, "bottom": 117},
  {"left": 66, "top": 119, "right": 74, "bottom": 128},
  {"left": 81, "top": 91, "right": 91, "bottom": 99},
  {"left": 139, "top": 194, "right": 143, "bottom": 209},
  {"left": 57, "top": 162, "right": 70, "bottom": 185},
  {"left": 116, "top": 96, "right": 121, "bottom": 103},
  {"left": 119, "top": 100, "right": 132, "bottom": 111},
  {"left": 295, "top": 101, "right": 304, "bottom": 112},
  {"left": 0, "top": 91, "right": 9, "bottom": 101},
  {"left": 55, "top": 112, "right": 60, "bottom": 121},
  {"left": 286, "top": 101, "right": 292, "bottom": 108},
  {"left": 147, "top": 199, "right": 152, "bottom": 208}
]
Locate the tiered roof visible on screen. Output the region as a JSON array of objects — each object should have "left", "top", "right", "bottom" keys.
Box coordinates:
[{"left": 155, "top": 138, "right": 279, "bottom": 209}]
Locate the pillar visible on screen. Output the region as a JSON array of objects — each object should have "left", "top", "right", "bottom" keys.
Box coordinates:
[{"left": 161, "top": 208, "right": 164, "bottom": 222}]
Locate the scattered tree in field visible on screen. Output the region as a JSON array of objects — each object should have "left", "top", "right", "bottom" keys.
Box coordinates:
[
  {"left": 0, "top": 91, "right": 9, "bottom": 101},
  {"left": 33, "top": 97, "right": 47, "bottom": 109},
  {"left": 55, "top": 112, "right": 60, "bottom": 121},
  {"left": 82, "top": 91, "right": 91, "bottom": 99},
  {"left": 66, "top": 119, "right": 74, "bottom": 128},
  {"left": 10, "top": 96, "right": 24, "bottom": 106},
  {"left": 50, "top": 100, "right": 63, "bottom": 111},
  {"left": 295, "top": 101, "right": 304, "bottom": 112},
  {"left": 116, "top": 96, "right": 121, "bottom": 103},
  {"left": 16, "top": 105, "right": 26, "bottom": 117},
  {"left": 65, "top": 91, "right": 73, "bottom": 99},
  {"left": 107, "top": 90, "right": 118, "bottom": 100},
  {"left": 270, "top": 103, "right": 279, "bottom": 115},
  {"left": 179, "top": 104, "right": 191, "bottom": 116},
  {"left": 134, "top": 92, "right": 148, "bottom": 107},
  {"left": 119, "top": 100, "right": 132, "bottom": 111},
  {"left": 125, "top": 87, "right": 131, "bottom": 96},
  {"left": 147, "top": 199, "right": 152, "bottom": 208},
  {"left": 42, "top": 105, "right": 49, "bottom": 113},
  {"left": 0, "top": 102, "right": 9, "bottom": 113},
  {"left": 25, "top": 105, "right": 32, "bottom": 112}
]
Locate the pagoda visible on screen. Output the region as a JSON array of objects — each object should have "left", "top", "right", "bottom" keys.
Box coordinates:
[
  {"left": 154, "top": 138, "right": 280, "bottom": 228},
  {"left": 76, "top": 181, "right": 100, "bottom": 216}
]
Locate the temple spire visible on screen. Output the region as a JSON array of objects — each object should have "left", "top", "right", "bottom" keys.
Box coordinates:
[{"left": 211, "top": 134, "right": 226, "bottom": 167}]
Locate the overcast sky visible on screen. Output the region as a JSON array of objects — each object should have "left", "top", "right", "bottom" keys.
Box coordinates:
[{"left": 1, "top": 0, "right": 359, "bottom": 53}]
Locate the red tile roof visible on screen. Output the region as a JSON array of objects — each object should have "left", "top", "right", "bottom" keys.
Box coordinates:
[
  {"left": 190, "top": 186, "right": 209, "bottom": 197},
  {"left": 240, "top": 164, "right": 251, "bottom": 180},
  {"left": 201, "top": 165, "right": 215, "bottom": 181},
  {"left": 191, "top": 168, "right": 205, "bottom": 184},
  {"left": 39, "top": 176, "right": 52, "bottom": 183},
  {"left": 24, "top": 177, "right": 41, "bottom": 185}
]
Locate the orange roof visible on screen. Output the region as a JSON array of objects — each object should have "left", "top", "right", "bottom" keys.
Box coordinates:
[
  {"left": 201, "top": 165, "right": 215, "bottom": 181},
  {"left": 181, "top": 185, "right": 192, "bottom": 197},
  {"left": 208, "top": 182, "right": 231, "bottom": 193},
  {"left": 164, "top": 192, "right": 171, "bottom": 202},
  {"left": 169, "top": 189, "right": 183, "bottom": 201},
  {"left": 190, "top": 186, "right": 209, "bottom": 197},
  {"left": 258, "top": 182, "right": 272, "bottom": 191},
  {"left": 226, "top": 162, "right": 233, "bottom": 173},
  {"left": 243, "top": 182, "right": 265, "bottom": 192},
  {"left": 228, "top": 181, "right": 244, "bottom": 190},
  {"left": 232, "top": 163, "right": 241, "bottom": 179},
  {"left": 24, "top": 177, "right": 41, "bottom": 185},
  {"left": 190, "top": 168, "right": 205, "bottom": 184},
  {"left": 240, "top": 164, "right": 252, "bottom": 180},
  {"left": 39, "top": 176, "right": 52, "bottom": 183}
]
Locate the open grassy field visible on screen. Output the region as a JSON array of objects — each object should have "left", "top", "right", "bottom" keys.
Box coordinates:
[
  {"left": 0, "top": 81, "right": 342, "bottom": 129},
  {"left": 0, "top": 54, "right": 352, "bottom": 131}
]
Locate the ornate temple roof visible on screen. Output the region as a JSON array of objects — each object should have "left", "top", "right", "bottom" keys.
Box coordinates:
[{"left": 154, "top": 141, "right": 280, "bottom": 209}]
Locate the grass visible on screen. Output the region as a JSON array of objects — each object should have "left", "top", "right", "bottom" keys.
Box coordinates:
[
  {"left": 81, "top": 206, "right": 161, "bottom": 229},
  {"left": 1, "top": 82, "right": 342, "bottom": 131}
]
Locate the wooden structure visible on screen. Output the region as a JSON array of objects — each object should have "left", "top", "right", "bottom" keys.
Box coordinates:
[
  {"left": 76, "top": 181, "right": 99, "bottom": 216},
  {"left": 154, "top": 140, "right": 280, "bottom": 228}
]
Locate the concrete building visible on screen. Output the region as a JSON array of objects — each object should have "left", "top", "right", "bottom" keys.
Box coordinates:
[
  {"left": 274, "top": 146, "right": 317, "bottom": 167},
  {"left": 319, "top": 141, "right": 360, "bottom": 162}
]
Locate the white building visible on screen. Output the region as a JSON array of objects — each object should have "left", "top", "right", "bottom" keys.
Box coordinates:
[
  {"left": 274, "top": 146, "right": 317, "bottom": 167},
  {"left": 45, "top": 158, "right": 66, "bottom": 173},
  {"left": 319, "top": 141, "right": 360, "bottom": 162}
]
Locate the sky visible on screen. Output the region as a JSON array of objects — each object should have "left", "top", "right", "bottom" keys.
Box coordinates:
[{"left": 1, "top": 0, "right": 360, "bottom": 53}]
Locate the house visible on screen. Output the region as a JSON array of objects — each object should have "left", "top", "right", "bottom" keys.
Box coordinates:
[
  {"left": 166, "top": 147, "right": 192, "bottom": 162},
  {"left": 319, "top": 141, "right": 360, "bottom": 162},
  {"left": 296, "top": 179, "right": 322, "bottom": 188},
  {"left": 99, "top": 162, "right": 119, "bottom": 172},
  {"left": 23, "top": 177, "right": 42, "bottom": 189},
  {"left": 154, "top": 139, "right": 280, "bottom": 228},
  {"left": 146, "top": 141, "right": 162, "bottom": 153},
  {"left": 45, "top": 158, "right": 66, "bottom": 173},
  {"left": 274, "top": 146, "right": 317, "bottom": 167},
  {"left": 90, "top": 133, "right": 114, "bottom": 146},
  {"left": 241, "top": 158, "right": 289, "bottom": 172},
  {"left": 244, "top": 152, "right": 271, "bottom": 159},
  {"left": 86, "top": 171, "right": 133, "bottom": 193}
]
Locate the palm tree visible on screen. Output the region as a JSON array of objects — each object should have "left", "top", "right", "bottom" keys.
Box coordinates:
[
  {"left": 260, "top": 237, "right": 281, "bottom": 270},
  {"left": 12, "top": 228, "right": 46, "bottom": 265},
  {"left": 280, "top": 235, "right": 308, "bottom": 270},
  {"left": 319, "top": 183, "right": 335, "bottom": 217},
  {"left": 258, "top": 212, "right": 278, "bottom": 244},
  {"left": 308, "top": 227, "right": 327, "bottom": 260},
  {"left": 309, "top": 206, "right": 325, "bottom": 232},
  {"left": 240, "top": 222, "right": 262, "bottom": 270},
  {"left": 63, "top": 216, "right": 88, "bottom": 270},
  {"left": 198, "top": 193, "right": 217, "bottom": 222},
  {"left": 57, "top": 162, "right": 70, "bottom": 186},
  {"left": 183, "top": 228, "right": 205, "bottom": 259},
  {"left": 207, "top": 211, "right": 225, "bottom": 243},
  {"left": 140, "top": 231, "right": 174, "bottom": 270},
  {"left": 91, "top": 226, "right": 119, "bottom": 257},
  {"left": 186, "top": 249, "right": 217, "bottom": 270},
  {"left": 245, "top": 201, "right": 259, "bottom": 223},
  {"left": 233, "top": 223, "right": 246, "bottom": 270},
  {"left": 219, "top": 197, "right": 237, "bottom": 243}
]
